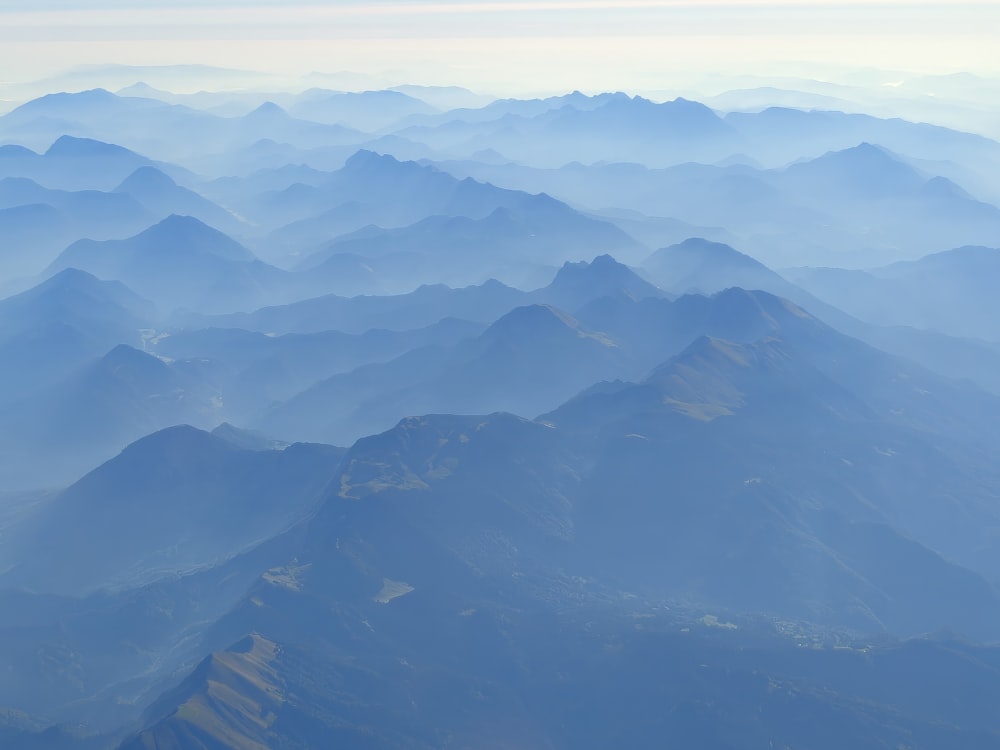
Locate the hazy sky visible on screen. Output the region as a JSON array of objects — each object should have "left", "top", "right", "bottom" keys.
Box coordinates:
[{"left": 1, "top": 1, "right": 998, "bottom": 95}]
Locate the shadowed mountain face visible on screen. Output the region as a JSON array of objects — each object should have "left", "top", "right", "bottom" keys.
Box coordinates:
[
  {"left": 237, "top": 289, "right": 1000, "bottom": 635},
  {"left": 0, "top": 343, "right": 226, "bottom": 488},
  {"left": 7, "top": 318, "right": 1000, "bottom": 749},
  {"left": 292, "top": 292, "right": 1000, "bottom": 638},
  {"left": 118, "top": 362, "right": 1000, "bottom": 748}
]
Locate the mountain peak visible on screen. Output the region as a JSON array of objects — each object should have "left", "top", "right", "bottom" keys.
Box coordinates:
[
  {"left": 642, "top": 334, "right": 789, "bottom": 420},
  {"left": 247, "top": 101, "right": 288, "bottom": 118},
  {"left": 115, "top": 165, "right": 177, "bottom": 193},
  {"left": 482, "top": 304, "right": 615, "bottom": 349},
  {"left": 341, "top": 149, "right": 425, "bottom": 176},
  {"left": 544, "top": 254, "right": 662, "bottom": 307},
  {"left": 0, "top": 144, "right": 38, "bottom": 158},
  {"left": 137, "top": 215, "right": 254, "bottom": 262},
  {"left": 35, "top": 266, "right": 105, "bottom": 292},
  {"left": 921, "top": 175, "right": 972, "bottom": 200},
  {"left": 881, "top": 244, "right": 1000, "bottom": 277},
  {"left": 709, "top": 286, "right": 815, "bottom": 328},
  {"left": 488, "top": 303, "right": 580, "bottom": 335},
  {"left": 672, "top": 237, "right": 746, "bottom": 256},
  {"left": 212, "top": 423, "right": 288, "bottom": 451},
  {"left": 16, "top": 267, "right": 147, "bottom": 310},
  {"left": 107, "top": 424, "right": 230, "bottom": 464},
  {"left": 45, "top": 135, "right": 137, "bottom": 159},
  {"left": 19, "top": 88, "right": 116, "bottom": 111},
  {"left": 661, "top": 237, "right": 771, "bottom": 270},
  {"left": 852, "top": 140, "right": 886, "bottom": 155},
  {"left": 676, "top": 334, "right": 760, "bottom": 368},
  {"left": 99, "top": 341, "right": 166, "bottom": 366},
  {"left": 642, "top": 238, "right": 779, "bottom": 296},
  {"left": 789, "top": 142, "right": 921, "bottom": 191},
  {"left": 117, "top": 82, "right": 164, "bottom": 97},
  {"left": 827, "top": 141, "right": 903, "bottom": 168},
  {"left": 344, "top": 148, "right": 392, "bottom": 168},
  {"left": 2, "top": 267, "right": 154, "bottom": 327}
]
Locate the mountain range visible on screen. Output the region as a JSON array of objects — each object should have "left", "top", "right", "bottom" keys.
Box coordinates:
[{"left": 3, "top": 83, "right": 1000, "bottom": 749}]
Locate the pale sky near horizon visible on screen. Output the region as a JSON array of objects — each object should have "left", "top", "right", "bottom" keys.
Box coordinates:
[{"left": 1, "top": 1, "right": 997, "bottom": 96}]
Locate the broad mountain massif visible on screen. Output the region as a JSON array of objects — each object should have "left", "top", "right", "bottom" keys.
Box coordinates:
[{"left": 0, "top": 84, "right": 999, "bottom": 749}]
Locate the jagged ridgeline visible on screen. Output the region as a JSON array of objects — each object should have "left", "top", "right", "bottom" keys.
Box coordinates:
[{"left": 0, "top": 85, "right": 999, "bottom": 749}]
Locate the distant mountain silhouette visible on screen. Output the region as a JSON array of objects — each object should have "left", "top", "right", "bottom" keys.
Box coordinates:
[
  {"left": 0, "top": 425, "right": 343, "bottom": 595},
  {"left": 397, "top": 94, "right": 744, "bottom": 167},
  {"left": 297, "top": 200, "right": 639, "bottom": 291},
  {"left": 114, "top": 166, "right": 246, "bottom": 236},
  {"left": 290, "top": 88, "right": 438, "bottom": 131},
  {"left": 0, "top": 343, "right": 223, "bottom": 487},
  {"left": 0, "top": 178, "right": 153, "bottom": 274},
  {"left": 529, "top": 253, "right": 664, "bottom": 311},
  {"left": 262, "top": 150, "right": 638, "bottom": 267},
  {"left": 419, "top": 139, "right": 1000, "bottom": 267},
  {"left": 783, "top": 142, "right": 924, "bottom": 195},
  {"left": 637, "top": 237, "right": 1000, "bottom": 396},
  {"left": 789, "top": 245, "right": 1000, "bottom": 342},
  {"left": 0, "top": 89, "right": 365, "bottom": 169},
  {"left": 0, "top": 132, "right": 171, "bottom": 191},
  {"left": 46, "top": 215, "right": 289, "bottom": 313},
  {"left": 149, "top": 317, "right": 486, "bottom": 421},
  {"left": 0, "top": 269, "right": 155, "bottom": 409},
  {"left": 258, "top": 303, "right": 627, "bottom": 444},
  {"left": 185, "top": 277, "right": 528, "bottom": 335},
  {"left": 642, "top": 237, "right": 786, "bottom": 295},
  {"left": 724, "top": 105, "right": 1000, "bottom": 171}
]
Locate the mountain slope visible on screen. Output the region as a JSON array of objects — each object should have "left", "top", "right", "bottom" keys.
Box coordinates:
[
  {"left": 46, "top": 215, "right": 288, "bottom": 313},
  {"left": 0, "top": 425, "right": 343, "bottom": 595},
  {"left": 534, "top": 253, "right": 665, "bottom": 311},
  {"left": 258, "top": 304, "right": 628, "bottom": 444},
  {"left": 0, "top": 269, "right": 155, "bottom": 406},
  {"left": 789, "top": 245, "right": 1000, "bottom": 342},
  {"left": 114, "top": 167, "right": 246, "bottom": 236},
  {"left": 125, "top": 395, "right": 1000, "bottom": 747}
]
